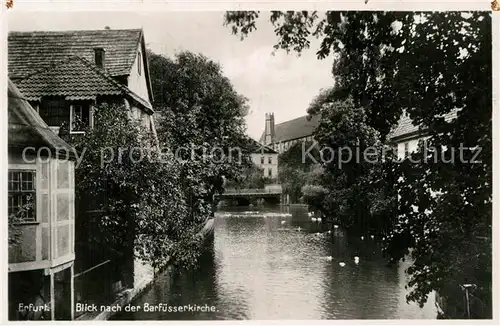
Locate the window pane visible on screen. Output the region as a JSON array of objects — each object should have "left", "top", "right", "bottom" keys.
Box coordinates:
[
  {"left": 8, "top": 170, "right": 36, "bottom": 223},
  {"left": 40, "top": 194, "right": 49, "bottom": 223},
  {"left": 40, "top": 99, "right": 69, "bottom": 127},
  {"left": 57, "top": 193, "right": 70, "bottom": 221},
  {"left": 71, "top": 104, "right": 90, "bottom": 132},
  {"left": 57, "top": 161, "right": 69, "bottom": 189},
  {"left": 57, "top": 225, "right": 70, "bottom": 257},
  {"left": 40, "top": 162, "right": 49, "bottom": 190}
]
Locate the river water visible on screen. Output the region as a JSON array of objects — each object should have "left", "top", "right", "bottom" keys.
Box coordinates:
[{"left": 115, "top": 205, "right": 437, "bottom": 320}]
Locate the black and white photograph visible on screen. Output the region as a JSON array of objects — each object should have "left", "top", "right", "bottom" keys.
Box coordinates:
[{"left": 4, "top": 6, "right": 495, "bottom": 322}]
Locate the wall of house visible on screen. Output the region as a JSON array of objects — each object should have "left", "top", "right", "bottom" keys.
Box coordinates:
[
  {"left": 130, "top": 104, "right": 154, "bottom": 133},
  {"left": 395, "top": 136, "right": 430, "bottom": 160},
  {"left": 8, "top": 151, "right": 75, "bottom": 272},
  {"left": 251, "top": 153, "right": 279, "bottom": 179},
  {"left": 127, "top": 44, "right": 150, "bottom": 105}
]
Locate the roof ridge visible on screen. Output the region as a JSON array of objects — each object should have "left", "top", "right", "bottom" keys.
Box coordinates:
[
  {"left": 275, "top": 114, "right": 317, "bottom": 126},
  {"left": 9, "top": 28, "right": 143, "bottom": 35}
]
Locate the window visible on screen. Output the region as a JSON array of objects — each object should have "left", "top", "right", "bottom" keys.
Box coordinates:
[
  {"left": 261, "top": 156, "right": 265, "bottom": 165},
  {"left": 8, "top": 170, "right": 36, "bottom": 223},
  {"left": 40, "top": 99, "right": 68, "bottom": 127},
  {"left": 137, "top": 51, "right": 142, "bottom": 75},
  {"left": 268, "top": 168, "right": 272, "bottom": 177},
  {"left": 70, "top": 103, "right": 90, "bottom": 133},
  {"left": 404, "top": 142, "right": 409, "bottom": 158},
  {"left": 268, "top": 156, "right": 272, "bottom": 164}
]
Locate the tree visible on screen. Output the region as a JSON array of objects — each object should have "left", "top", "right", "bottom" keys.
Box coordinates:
[
  {"left": 148, "top": 50, "right": 250, "bottom": 220},
  {"left": 278, "top": 140, "right": 319, "bottom": 203},
  {"left": 62, "top": 103, "right": 203, "bottom": 271},
  {"left": 224, "top": 11, "right": 492, "bottom": 317}
]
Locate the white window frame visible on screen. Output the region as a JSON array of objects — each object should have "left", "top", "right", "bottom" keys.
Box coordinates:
[
  {"left": 8, "top": 169, "right": 37, "bottom": 224},
  {"left": 70, "top": 104, "right": 93, "bottom": 134}
]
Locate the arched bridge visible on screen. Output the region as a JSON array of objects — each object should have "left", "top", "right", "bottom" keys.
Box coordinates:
[{"left": 217, "top": 188, "right": 283, "bottom": 206}]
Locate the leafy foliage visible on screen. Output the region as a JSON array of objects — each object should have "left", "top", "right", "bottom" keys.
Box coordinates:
[
  {"left": 277, "top": 140, "right": 319, "bottom": 203},
  {"left": 224, "top": 11, "right": 492, "bottom": 317},
  {"left": 148, "top": 50, "right": 250, "bottom": 221},
  {"left": 62, "top": 103, "right": 204, "bottom": 269}
]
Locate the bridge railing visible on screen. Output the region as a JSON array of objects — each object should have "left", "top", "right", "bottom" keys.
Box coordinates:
[{"left": 223, "top": 188, "right": 281, "bottom": 194}]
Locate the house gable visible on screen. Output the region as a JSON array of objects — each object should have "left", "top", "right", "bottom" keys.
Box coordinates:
[{"left": 127, "top": 32, "right": 154, "bottom": 104}]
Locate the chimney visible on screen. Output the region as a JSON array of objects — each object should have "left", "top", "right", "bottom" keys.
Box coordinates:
[
  {"left": 94, "top": 47, "right": 106, "bottom": 69},
  {"left": 264, "top": 112, "right": 276, "bottom": 145}
]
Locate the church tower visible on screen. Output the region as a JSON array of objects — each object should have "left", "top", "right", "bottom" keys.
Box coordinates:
[{"left": 264, "top": 113, "right": 275, "bottom": 145}]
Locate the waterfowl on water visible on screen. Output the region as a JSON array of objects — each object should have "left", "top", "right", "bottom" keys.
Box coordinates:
[
  {"left": 370, "top": 235, "right": 375, "bottom": 239},
  {"left": 316, "top": 217, "right": 322, "bottom": 222},
  {"left": 308, "top": 212, "right": 314, "bottom": 217},
  {"left": 339, "top": 262, "right": 346, "bottom": 267},
  {"left": 354, "top": 256, "right": 360, "bottom": 264},
  {"left": 334, "top": 225, "right": 339, "bottom": 229},
  {"left": 327, "top": 230, "right": 332, "bottom": 234},
  {"left": 325, "top": 256, "right": 333, "bottom": 261},
  {"left": 311, "top": 217, "right": 317, "bottom": 222},
  {"left": 281, "top": 220, "right": 286, "bottom": 225},
  {"left": 361, "top": 236, "right": 364, "bottom": 240}
]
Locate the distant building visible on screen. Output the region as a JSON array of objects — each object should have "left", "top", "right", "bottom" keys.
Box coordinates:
[
  {"left": 8, "top": 79, "right": 78, "bottom": 320},
  {"left": 260, "top": 109, "right": 459, "bottom": 157},
  {"left": 388, "top": 109, "right": 459, "bottom": 159},
  {"left": 259, "top": 113, "right": 319, "bottom": 154},
  {"left": 248, "top": 138, "right": 279, "bottom": 179}
]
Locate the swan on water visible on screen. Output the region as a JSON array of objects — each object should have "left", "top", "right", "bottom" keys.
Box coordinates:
[
  {"left": 339, "top": 262, "right": 346, "bottom": 267},
  {"left": 308, "top": 212, "right": 314, "bottom": 217},
  {"left": 325, "top": 256, "right": 333, "bottom": 261},
  {"left": 361, "top": 236, "right": 364, "bottom": 240},
  {"left": 317, "top": 217, "right": 322, "bottom": 222},
  {"left": 311, "top": 217, "right": 317, "bottom": 222},
  {"left": 327, "top": 230, "right": 332, "bottom": 234},
  {"left": 354, "top": 256, "right": 360, "bottom": 264},
  {"left": 281, "top": 220, "right": 286, "bottom": 225},
  {"left": 370, "top": 235, "right": 375, "bottom": 239},
  {"left": 334, "top": 225, "right": 339, "bottom": 229}
]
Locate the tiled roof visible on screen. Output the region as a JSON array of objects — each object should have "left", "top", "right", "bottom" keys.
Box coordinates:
[
  {"left": 15, "top": 56, "right": 152, "bottom": 112},
  {"left": 8, "top": 79, "right": 77, "bottom": 160},
  {"left": 259, "top": 114, "right": 320, "bottom": 143},
  {"left": 8, "top": 29, "right": 142, "bottom": 79},
  {"left": 388, "top": 109, "right": 459, "bottom": 140}
]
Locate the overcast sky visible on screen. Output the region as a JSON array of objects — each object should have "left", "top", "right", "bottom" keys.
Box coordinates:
[{"left": 8, "top": 11, "right": 334, "bottom": 139}]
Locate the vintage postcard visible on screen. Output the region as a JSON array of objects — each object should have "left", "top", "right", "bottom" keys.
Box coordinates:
[{"left": 2, "top": 4, "right": 496, "bottom": 323}]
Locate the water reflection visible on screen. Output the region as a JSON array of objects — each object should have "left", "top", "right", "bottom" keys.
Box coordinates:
[{"left": 115, "top": 205, "right": 436, "bottom": 320}]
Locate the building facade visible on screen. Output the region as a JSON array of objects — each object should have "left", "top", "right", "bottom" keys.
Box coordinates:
[
  {"left": 249, "top": 141, "right": 279, "bottom": 179},
  {"left": 7, "top": 28, "right": 158, "bottom": 318},
  {"left": 260, "top": 112, "right": 319, "bottom": 154},
  {"left": 388, "top": 110, "right": 459, "bottom": 159},
  {"left": 8, "top": 28, "right": 156, "bottom": 139},
  {"left": 8, "top": 80, "right": 78, "bottom": 320}
]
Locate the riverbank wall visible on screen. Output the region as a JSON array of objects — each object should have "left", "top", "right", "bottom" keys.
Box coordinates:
[
  {"left": 75, "top": 258, "right": 158, "bottom": 320},
  {"left": 76, "top": 217, "right": 216, "bottom": 320}
]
